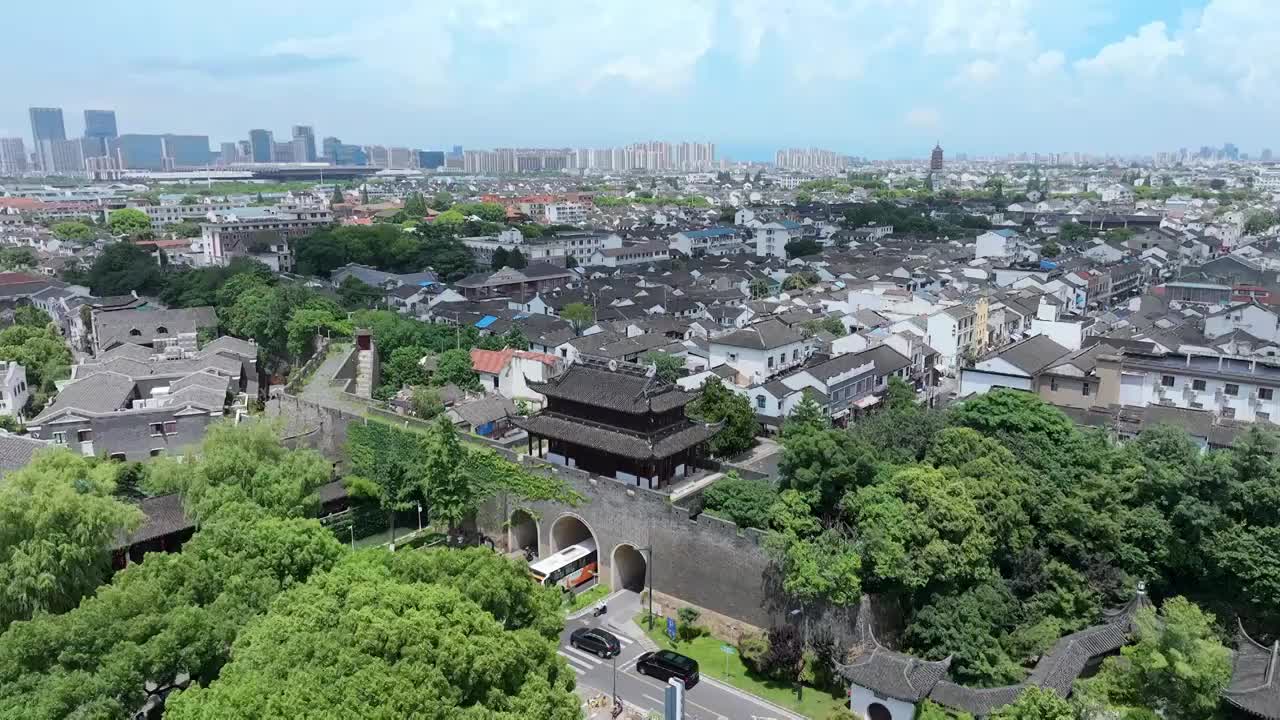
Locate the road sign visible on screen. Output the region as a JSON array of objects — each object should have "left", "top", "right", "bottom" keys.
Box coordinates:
[
  {"left": 666, "top": 617, "right": 677, "bottom": 641},
  {"left": 720, "top": 644, "right": 735, "bottom": 655},
  {"left": 721, "top": 643, "right": 735, "bottom": 676},
  {"left": 665, "top": 677, "right": 685, "bottom": 720}
]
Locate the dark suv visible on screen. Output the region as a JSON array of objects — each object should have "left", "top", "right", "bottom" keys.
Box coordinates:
[
  {"left": 570, "top": 628, "right": 622, "bottom": 658},
  {"left": 635, "top": 650, "right": 699, "bottom": 687}
]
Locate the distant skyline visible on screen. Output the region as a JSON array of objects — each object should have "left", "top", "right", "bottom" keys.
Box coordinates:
[{"left": 3, "top": 0, "right": 1277, "bottom": 161}]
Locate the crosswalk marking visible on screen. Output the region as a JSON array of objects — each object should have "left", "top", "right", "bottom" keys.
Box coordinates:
[
  {"left": 557, "top": 650, "right": 592, "bottom": 672},
  {"left": 565, "top": 645, "right": 602, "bottom": 663}
]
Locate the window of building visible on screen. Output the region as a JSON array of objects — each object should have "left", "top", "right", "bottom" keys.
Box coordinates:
[
  {"left": 492, "top": 376, "right": 499, "bottom": 389},
  {"left": 1192, "top": 379, "right": 1207, "bottom": 391},
  {"left": 155, "top": 326, "right": 168, "bottom": 334},
  {"left": 1260, "top": 411, "right": 1271, "bottom": 422},
  {"left": 767, "top": 356, "right": 774, "bottom": 369},
  {"left": 150, "top": 449, "right": 164, "bottom": 457},
  {"left": 1260, "top": 388, "right": 1275, "bottom": 401},
  {"left": 778, "top": 353, "right": 786, "bottom": 366},
  {"left": 164, "top": 421, "right": 177, "bottom": 434},
  {"left": 129, "top": 328, "right": 141, "bottom": 336},
  {"left": 1222, "top": 407, "right": 1236, "bottom": 419},
  {"left": 728, "top": 353, "right": 737, "bottom": 362},
  {"left": 792, "top": 349, "right": 799, "bottom": 361},
  {"left": 1161, "top": 375, "right": 1175, "bottom": 387},
  {"left": 77, "top": 429, "right": 92, "bottom": 442},
  {"left": 1082, "top": 382, "right": 1092, "bottom": 396},
  {"left": 109, "top": 453, "right": 126, "bottom": 461},
  {"left": 51, "top": 431, "right": 66, "bottom": 444},
  {"left": 756, "top": 395, "right": 765, "bottom": 410},
  {"left": 149, "top": 422, "right": 164, "bottom": 436},
  {"left": 1225, "top": 383, "right": 1240, "bottom": 396},
  {"left": 1050, "top": 377, "right": 1059, "bottom": 391}
]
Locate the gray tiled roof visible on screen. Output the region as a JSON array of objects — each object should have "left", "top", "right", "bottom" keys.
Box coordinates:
[
  {"left": 514, "top": 412, "right": 719, "bottom": 460},
  {"left": 0, "top": 432, "right": 53, "bottom": 474},
  {"left": 35, "top": 372, "right": 137, "bottom": 419},
  {"left": 528, "top": 360, "right": 694, "bottom": 414},
  {"left": 991, "top": 334, "right": 1070, "bottom": 375},
  {"left": 712, "top": 319, "right": 803, "bottom": 350},
  {"left": 95, "top": 306, "right": 217, "bottom": 350},
  {"left": 1224, "top": 622, "right": 1280, "bottom": 720}
]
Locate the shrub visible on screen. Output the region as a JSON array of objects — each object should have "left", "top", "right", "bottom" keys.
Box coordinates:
[
  {"left": 677, "top": 606, "right": 702, "bottom": 642},
  {"left": 762, "top": 625, "right": 804, "bottom": 681},
  {"left": 702, "top": 473, "right": 779, "bottom": 529},
  {"left": 738, "top": 632, "right": 770, "bottom": 674}
]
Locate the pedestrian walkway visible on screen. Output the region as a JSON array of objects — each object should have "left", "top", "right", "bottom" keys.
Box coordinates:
[
  {"left": 557, "top": 630, "right": 639, "bottom": 676},
  {"left": 296, "top": 343, "right": 369, "bottom": 415}
]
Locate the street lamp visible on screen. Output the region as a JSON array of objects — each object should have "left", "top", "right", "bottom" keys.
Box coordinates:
[{"left": 417, "top": 504, "right": 423, "bottom": 533}]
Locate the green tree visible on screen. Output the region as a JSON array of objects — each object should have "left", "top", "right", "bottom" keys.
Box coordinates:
[
  {"left": 434, "top": 208, "right": 467, "bottom": 226},
  {"left": 989, "top": 687, "right": 1075, "bottom": 720},
  {"left": 845, "top": 466, "right": 995, "bottom": 594},
  {"left": 285, "top": 305, "right": 352, "bottom": 357},
  {"left": 165, "top": 549, "right": 578, "bottom": 720},
  {"left": 764, "top": 491, "right": 862, "bottom": 607},
  {"left": 0, "top": 319, "right": 74, "bottom": 411},
  {"left": 1080, "top": 597, "right": 1230, "bottom": 720},
  {"left": 749, "top": 277, "right": 772, "bottom": 298},
  {"left": 0, "top": 451, "right": 143, "bottom": 630},
  {"left": 415, "top": 229, "right": 475, "bottom": 280},
  {"left": 433, "top": 347, "right": 480, "bottom": 390},
  {"left": 337, "top": 276, "right": 383, "bottom": 309},
  {"left": 903, "top": 582, "right": 1024, "bottom": 686},
  {"left": 50, "top": 220, "right": 94, "bottom": 242},
  {"left": 411, "top": 386, "right": 444, "bottom": 419},
  {"left": 507, "top": 247, "right": 528, "bottom": 269},
  {"left": 106, "top": 208, "right": 153, "bottom": 238},
  {"left": 165, "top": 220, "right": 202, "bottom": 238},
  {"left": 85, "top": 241, "right": 164, "bottom": 296},
  {"left": 330, "top": 186, "right": 345, "bottom": 205},
  {"left": 382, "top": 344, "right": 429, "bottom": 393},
  {"left": 0, "top": 246, "right": 38, "bottom": 270},
  {"left": 778, "top": 417, "right": 875, "bottom": 518},
  {"left": 702, "top": 472, "right": 779, "bottom": 529},
  {"left": 0, "top": 504, "right": 344, "bottom": 720},
  {"left": 1057, "top": 221, "right": 1090, "bottom": 245},
  {"left": 785, "top": 391, "right": 828, "bottom": 432},
  {"left": 643, "top": 350, "right": 685, "bottom": 383},
  {"left": 429, "top": 191, "right": 453, "bottom": 211},
  {"left": 687, "top": 377, "right": 758, "bottom": 457},
  {"left": 1041, "top": 241, "right": 1061, "bottom": 258},
  {"left": 402, "top": 191, "right": 427, "bottom": 217},
  {"left": 784, "top": 238, "right": 822, "bottom": 258},
  {"left": 561, "top": 302, "right": 595, "bottom": 334},
  {"left": 1244, "top": 211, "right": 1278, "bottom": 235},
  {"left": 492, "top": 246, "right": 510, "bottom": 269}
]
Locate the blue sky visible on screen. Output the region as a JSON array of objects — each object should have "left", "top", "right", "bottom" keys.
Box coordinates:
[{"left": 4, "top": 0, "right": 1277, "bottom": 160}]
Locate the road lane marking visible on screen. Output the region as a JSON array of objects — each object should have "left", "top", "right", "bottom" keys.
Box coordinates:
[
  {"left": 642, "top": 694, "right": 664, "bottom": 706},
  {"left": 557, "top": 651, "right": 592, "bottom": 671},
  {"left": 565, "top": 646, "right": 602, "bottom": 664}
]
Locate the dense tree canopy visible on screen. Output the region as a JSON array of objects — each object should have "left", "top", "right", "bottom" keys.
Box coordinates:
[
  {"left": 50, "top": 220, "right": 95, "bottom": 242},
  {"left": 686, "top": 377, "right": 758, "bottom": 457},
  {"left": 0, "top": 313, "right": 73, "bottom": 412},
  {"left": 0, "top": 451, "right": 143, "bottom": 631},
  {"left": 81, "top": 241, "right": 164, "bottom": 296},
  {"left": 106, "top": 208, "right": 153, "bottom": 238},
  {"left": 165, "top": 549, "right": 578, "bottom": 719}
]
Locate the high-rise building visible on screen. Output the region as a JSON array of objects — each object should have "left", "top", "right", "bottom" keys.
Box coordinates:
[
  {"left": 365, "top": 145, "right": 389, "bottom": 168},
  {"left": 322, "top": 136, "right": 341, "bottom": 164},
  {"left": 112, "top": 134, "right": 166, "bottom": 170},
  {"left": 389, "top": 147, "right": 413, "bottom": 169},
  {"left": 237, "top": 140, "right": 252, "bottom": 159},
  {"left": 291, "top": 125, "right": 317, "bottom": 162},
  {"left": 273, "top": 141, "right": 296, "bottom": 163},
  {"left": 29, "top": 107, "right": 66, "bottom": 172},
  {"left": 83, "top": 110, "right": 118, "bottom": 157},
  {"left": 48, "top": 139, "right": 85, "bottom": 173},
  {"left": 1223, "top": 142, "right": 1239, "bottom": 161},
  {"left": 930, "top": 142, "right": 944, "bottom": 171},
  {"left": 248, "top": 129, "right": 274, "bottom": 162},
  {"left": 418, "top": 150, "right": 444, "bottom": 169},
  {"left": 219, "top": 142, "right": 239, "bottom": 165},
  {"left": 0, "top": 138, "right": 27, "bottom": 175},
  {"left": 163, "top": 135, "right": 211, "bottom": 167},
  {"left": 1262, "top": 148, "right": 1274, "bottom": 162}
]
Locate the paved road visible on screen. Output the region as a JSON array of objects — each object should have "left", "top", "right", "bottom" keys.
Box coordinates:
[
  {"left": 296, "top": 343, "right": 368, "bottom": 415},
  {"left": 561, "top": 593, "right": 805, "bottom": 720}
]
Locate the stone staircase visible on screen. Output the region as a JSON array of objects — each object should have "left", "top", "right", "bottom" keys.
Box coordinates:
[{"left": 355, "top": 348, "right": 375, "bottom": 399}]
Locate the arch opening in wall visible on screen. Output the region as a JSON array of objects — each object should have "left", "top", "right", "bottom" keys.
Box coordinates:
[
  {"left": 867, "top": 702, "right": 892, "bottom": 720},
  {"left": 508, "top": 509, "right": 539, "bottom": 555},
  {"left": 550, "top": 513, "right": 596, "bottom": 554},
  {"left": 611, "top": 543, "right": 647, "bottom": 592}
]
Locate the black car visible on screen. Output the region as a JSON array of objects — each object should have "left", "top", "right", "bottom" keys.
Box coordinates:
[
  {"left": 570, "top": 628, "right": 622, "bottom": 658},
  {"left": 635, "top": 650, "right": 699, "bottom": 688}
]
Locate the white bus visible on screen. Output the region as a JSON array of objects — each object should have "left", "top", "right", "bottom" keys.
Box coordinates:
[{"left": 529, "top": 539, "right": 598, "bottom": 588}]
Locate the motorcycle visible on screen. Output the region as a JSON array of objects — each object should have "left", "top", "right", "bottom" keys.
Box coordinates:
[
  {"left": 523, "top": 545, "right": 537, "bottom": 562},
  {"left": 592, "top": 603, "right": 608, "bottom": 617}
]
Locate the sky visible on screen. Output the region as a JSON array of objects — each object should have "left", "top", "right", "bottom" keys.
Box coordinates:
[{"left": 3, "top": 0, "right": 1278, "bottom": 160}]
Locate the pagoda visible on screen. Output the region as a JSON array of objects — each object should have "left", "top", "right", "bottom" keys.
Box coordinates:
[{"left": 515, "top": 356, "right": 720, "bottom": 490}]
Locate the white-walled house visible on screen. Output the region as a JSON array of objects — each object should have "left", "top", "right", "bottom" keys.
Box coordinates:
[
  {"left": 708, "top": 319, "right": 807, "bottom": 385},
  {"left": 469, "top": 348, "right": 563, "bottom": 407},
  {"left": 926, "top": 305, "right": 978, "bottom": 370},
  {"left": 974, "top": 229, "right": 1022, "bottom": 260},
  {"left": 1205, "top": 302, "right": 1279, "bottom": 343},
  {"left": 0, "top": 362, "right": 29, "bottom": 418},
  {"left": 755, "top": 221, "right": 802, "bottom": 258}
]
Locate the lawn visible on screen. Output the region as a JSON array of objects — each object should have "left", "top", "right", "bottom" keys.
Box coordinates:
[
  {"left": 565, "top": 583, "right": 610, "bottom": 614},
  {"left": 635, "top": 612, "right": 848, "bottom": 719}
]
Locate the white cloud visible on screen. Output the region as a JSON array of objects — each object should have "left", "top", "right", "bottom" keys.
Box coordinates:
[
  {"left": 925, "top": 0, "right": 1036, "bottom": 56},
  {"left": 957, "top": 58, "right": 1000, "bottom": 84},
  {"left": 1028, "top": 50, "right": 1064, "bottom": 75},
  {"left": 904, "top": 107, "right": 941, "bottom": 130},
  {"left": 1075, "top": 21, "right": 1184, "bottom": 76},
  {"left": 1189, "top": 0, "right": 1280, "bottom": 99}
]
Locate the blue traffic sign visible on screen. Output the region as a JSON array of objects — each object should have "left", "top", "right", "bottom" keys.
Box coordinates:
[{"left": 666, "top": 617, "right": 677, "bottom": 640}]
